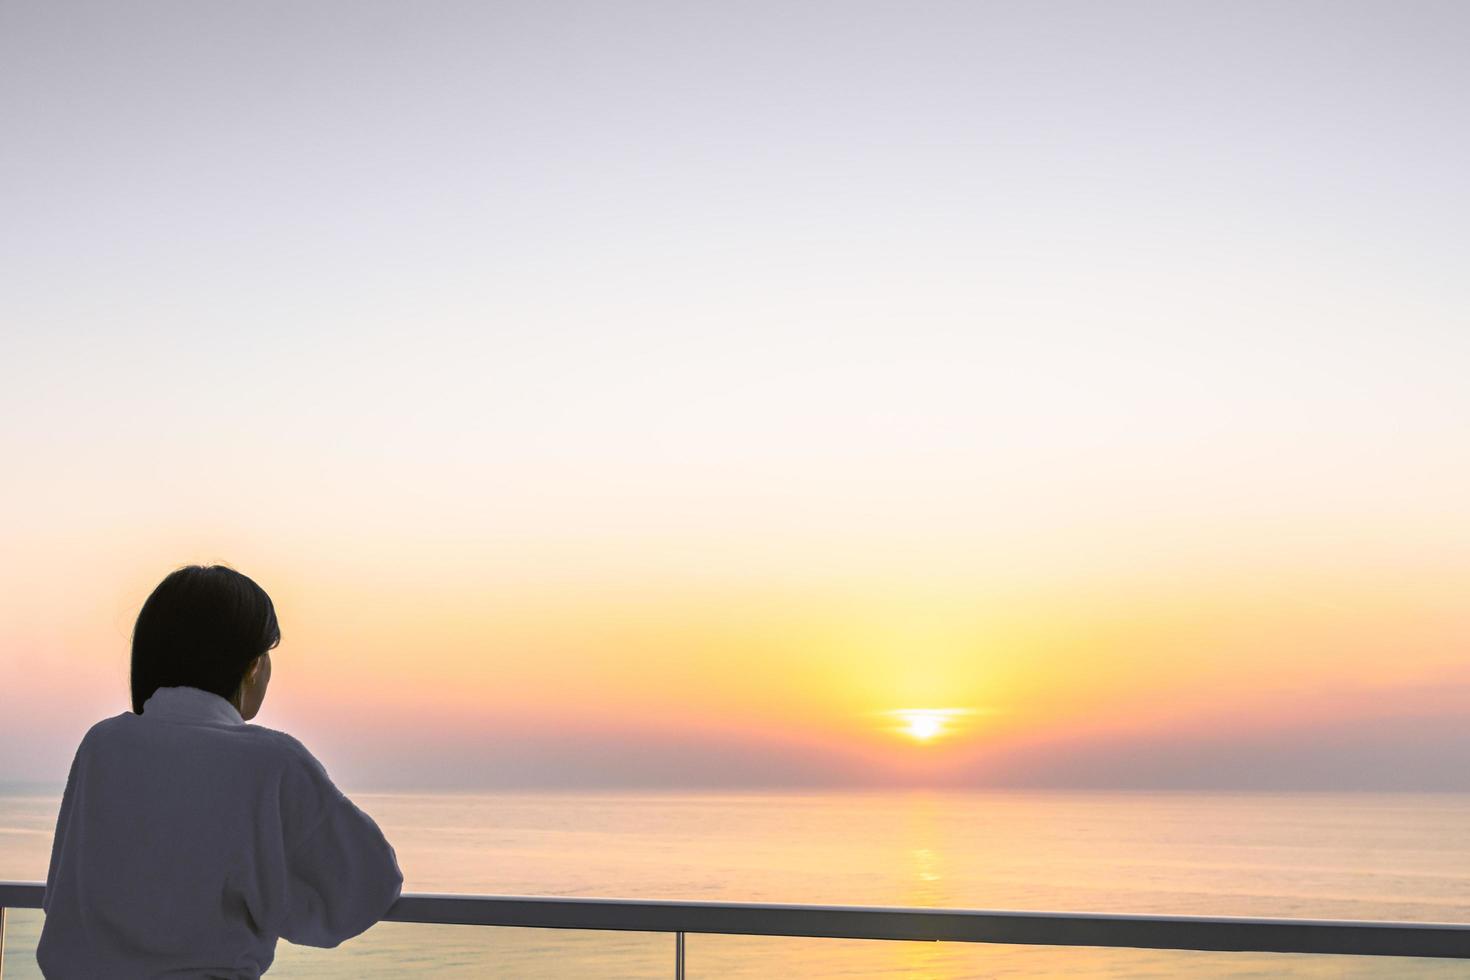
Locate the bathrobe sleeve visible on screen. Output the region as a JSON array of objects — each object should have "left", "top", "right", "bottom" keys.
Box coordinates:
[
  {"left": 41, "top": 734, "right": 85, "bottom": 914},
  {"left": 266, "top": 744, "right": 405, "bottom": 948}
]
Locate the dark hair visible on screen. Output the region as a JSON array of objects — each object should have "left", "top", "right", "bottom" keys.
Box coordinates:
[{"left": 130, "top": 565, "right": 281, "bottom": 714}]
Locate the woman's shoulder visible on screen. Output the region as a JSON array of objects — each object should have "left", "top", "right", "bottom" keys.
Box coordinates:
[
  {"left": 243, "top": 724, "right": 354, "bottom": 834},
  {"left": 238, "top": 723, "right": 332, "bottom": 780},
  {"left": 83, "top": 711, "right": 330, "bottom": 786},
  {"left": 76, "top": 711, "right": 145, "bottom": 752},
  {"left": 239, "top": 721, "right": 311, "bottom": 757}
]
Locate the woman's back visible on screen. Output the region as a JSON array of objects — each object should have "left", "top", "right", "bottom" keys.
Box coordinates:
[{"left": 38, "top": 685, "right": 403, "bottom": 979}]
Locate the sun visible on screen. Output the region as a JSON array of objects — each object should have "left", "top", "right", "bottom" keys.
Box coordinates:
[
  {"left": 887, "top": 708, "right": 973, "bottom": 743},
  {"left": 905, "top": 713, "right": 944, "bottom": 741}
]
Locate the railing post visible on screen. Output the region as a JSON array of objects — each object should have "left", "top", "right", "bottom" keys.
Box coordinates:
[
  {"left": 2, "top": 904, "right": 8, "bottom": 980},
  {"left": 674, "top": 929, "right": 684, "bottom": 980}
]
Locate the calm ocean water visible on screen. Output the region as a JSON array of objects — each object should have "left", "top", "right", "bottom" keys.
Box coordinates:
[{"left": 4, "top": 790, "right": 1469, "bottom": 978}]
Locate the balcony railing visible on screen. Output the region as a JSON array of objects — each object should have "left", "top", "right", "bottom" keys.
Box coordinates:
[{"left": 5, "top": 880, "right": 1470, "bottom": 977}]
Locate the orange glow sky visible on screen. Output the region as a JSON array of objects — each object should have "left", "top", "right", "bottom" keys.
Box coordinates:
[{"left": 2, "top": 0, "right": 1468, "bottom": 791}]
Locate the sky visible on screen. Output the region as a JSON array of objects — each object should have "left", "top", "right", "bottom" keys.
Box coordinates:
[{"left": 1, "top": 0, "right": 1467, "bottom": 791}]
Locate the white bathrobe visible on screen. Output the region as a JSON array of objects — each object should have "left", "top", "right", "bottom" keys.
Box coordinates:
[{"left": 37, "top": 685, "right": 404, "bottom": 979}]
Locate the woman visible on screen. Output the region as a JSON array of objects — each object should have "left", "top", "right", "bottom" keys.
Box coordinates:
[{"left": 38, "top": 565, "right": 404, "bottom": 979}]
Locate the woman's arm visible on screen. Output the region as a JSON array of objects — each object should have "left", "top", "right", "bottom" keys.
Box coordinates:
[
  {"left": 276, "top": 785, "right": 404, "bottom": 947},
  {"left": 42, "top": 733, "right": 87, "bottom": 913},
  {"left": 254, "top": 743, "right": 404, "bottom": 949}
]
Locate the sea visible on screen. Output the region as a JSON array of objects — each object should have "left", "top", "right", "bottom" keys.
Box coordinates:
[{"left": 3, "top": 789, "right": 1469, "bottom": 978}]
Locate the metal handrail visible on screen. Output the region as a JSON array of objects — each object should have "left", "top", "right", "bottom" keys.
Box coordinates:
[{"left": 5, "top": 880, "right": 1470, "bottom": 975}]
